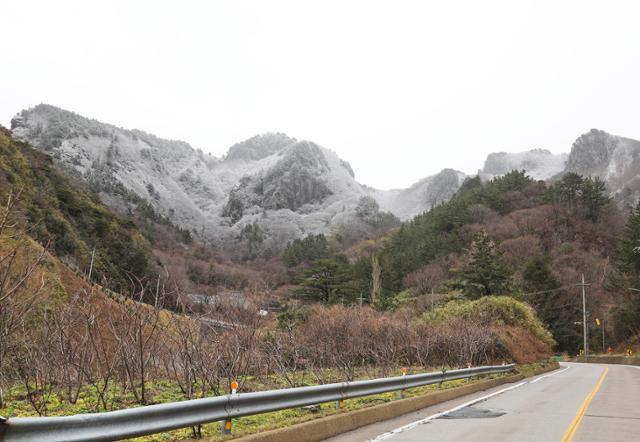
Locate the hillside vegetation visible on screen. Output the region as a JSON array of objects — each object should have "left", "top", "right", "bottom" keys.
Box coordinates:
[
  {"left": 283, "top": 169, "right": 635, "bottom": 354},
  {"left": 0, "top": 126, "right": 152, "bottom": 292}
]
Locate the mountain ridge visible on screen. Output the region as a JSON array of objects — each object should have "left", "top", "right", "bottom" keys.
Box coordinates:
[{"left": 12, "top": 104, "right": 636, "bottom": 255}]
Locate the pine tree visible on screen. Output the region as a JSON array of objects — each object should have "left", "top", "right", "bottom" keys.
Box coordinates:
[
  {"left": 580, "top": 177, "right": 609, "bottom": 222},
  {"left": 294, "top": 257, "right": 355, "bottom": 304},
  {"left": 455, "top": 232, "right": 514, "bottom": 299},
  {"left": 547, "top": 173, "right": 609, "bottom": 221}
]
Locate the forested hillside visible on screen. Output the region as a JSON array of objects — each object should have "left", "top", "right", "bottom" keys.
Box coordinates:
[
  {"left": 378, "top": 170, "right": 622, "bottom": 351},
  {"left": 284, "top": 170, "right": 638, "bottom": 353},
  {"left": 0, "top": 126, "right": 153, "bottom": 292}
]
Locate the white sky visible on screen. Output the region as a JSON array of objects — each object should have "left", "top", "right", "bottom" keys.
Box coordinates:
[{"left": 2, "top": 1, "right": 640, "bottom": 189}]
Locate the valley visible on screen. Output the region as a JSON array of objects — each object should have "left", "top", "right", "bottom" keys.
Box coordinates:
[{"left": 2, "top": 107, "right": 640, "bottom": 440}]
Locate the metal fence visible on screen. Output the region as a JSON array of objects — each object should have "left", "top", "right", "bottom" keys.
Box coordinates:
[{"left": 0, "top": 364, "right": 515, "bottom": 442}]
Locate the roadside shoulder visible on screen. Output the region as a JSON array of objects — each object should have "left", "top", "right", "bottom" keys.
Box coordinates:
[{"left": 236, "top": 362, "right": 559, "bottom": 442}]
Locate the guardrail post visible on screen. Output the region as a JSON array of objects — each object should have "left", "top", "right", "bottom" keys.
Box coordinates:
[
  {"left": 222, "top": 380, "right": 238, "bottom": 435},
  {"left": 335, "top": 399, "right": 345, "bottom": 412},
  {"left": 397, "top": 367, "right": 408, "bottom": 399},
  {"left": 438, "top": 368, "right": 447, "bottom": 389}
]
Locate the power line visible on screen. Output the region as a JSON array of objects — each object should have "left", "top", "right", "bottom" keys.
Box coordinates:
[
  {"left": 523, "top": 276, "right": 593, "bottom": 356},
  {"left": 522, "top": 283, "right": 586, "bottom": 297}
]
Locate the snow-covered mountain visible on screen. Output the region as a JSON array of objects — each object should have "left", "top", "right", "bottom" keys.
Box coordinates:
[
  {"left": 14, "top": 105, "right": 639, "bottom": 255},
  {"left": 477, "top": 129, "right": 640, "bottom": 207},
  {"left": 564, "top": 128, "right": 640, "bottom": 204},
  {"left": 479, "top": 149, "right": 568, "bottom": 181},
  {"left": 10, "top": 105, "right": 464, "bottom": 253}
]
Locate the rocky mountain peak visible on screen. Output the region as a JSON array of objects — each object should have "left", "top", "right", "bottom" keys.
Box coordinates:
[
  {"left": 479, "top": 148, "right": 567, "bottom": 181},
  {"left": 563, "top": 129, "right": 640, "bottom": 205},
  {"left": 565, "top": 129, "right": 621, "bottom": 176},
  {"left": 225, "top": 132, "right": 297, "bottom": 162},
  {"left": 222, "top": 141, "right": 335, "bottom": 223}
]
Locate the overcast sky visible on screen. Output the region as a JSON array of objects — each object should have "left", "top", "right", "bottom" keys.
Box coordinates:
[{"left": 2, "top": 1, "right": 640, "bottom": 189}]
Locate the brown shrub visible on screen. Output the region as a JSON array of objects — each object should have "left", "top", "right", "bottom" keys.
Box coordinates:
[
  {"left": 499, "top": 235, "right": 541, "bottom": 265},
  {"left": 495, "top": 325, "right": 553, "bottom": 364}
]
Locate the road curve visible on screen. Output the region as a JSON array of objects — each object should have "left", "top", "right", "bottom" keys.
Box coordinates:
[{"left": 326, "top": 362, "right": 640, "bottom": 442}]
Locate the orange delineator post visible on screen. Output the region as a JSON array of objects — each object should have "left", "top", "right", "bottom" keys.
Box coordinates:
[{"left": 222, "top": 380, "right": 239, "bottom": 434}]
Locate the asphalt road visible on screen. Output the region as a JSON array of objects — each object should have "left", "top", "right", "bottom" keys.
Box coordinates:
[{"left": 327, "top": 362, "right": 640, "bottom": 442}]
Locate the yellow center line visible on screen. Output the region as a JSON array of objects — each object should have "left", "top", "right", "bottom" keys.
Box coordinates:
[{"left": 560, "top": 367, "right": 609, "bottom": 442}]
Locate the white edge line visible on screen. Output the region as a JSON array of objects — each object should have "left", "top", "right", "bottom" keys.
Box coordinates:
[
  {"left": 367, "top": 382, "right": 527, "bottom": 441},
  {"left": 530, "top": 365, "right": 570, "bottom": 383},
  {"left": 368, "top": 364, "right": 571, "bottom": 442}
]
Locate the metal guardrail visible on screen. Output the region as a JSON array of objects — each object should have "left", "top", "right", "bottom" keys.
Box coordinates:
[{"left": 0, "top": 364, "right": 515, "bottom": 442}]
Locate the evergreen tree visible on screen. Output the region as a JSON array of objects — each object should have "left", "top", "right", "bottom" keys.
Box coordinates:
[
  {"left": 452, "top": 232, "right": 514, "bottom": 299},
  {"left": 547, "top": 173, "right": 609, "bottom": 221},
  {"left": 548, "top": 172, "right": 584, "bottom": 210},
  {"left": 580, "top": 177, "right": 609, "bottom": 222},
  {"left": 294, "top": 257, "right": 356, "bottom": 304}
]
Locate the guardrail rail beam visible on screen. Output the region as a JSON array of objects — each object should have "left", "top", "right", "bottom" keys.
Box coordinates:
[{"left": 0, "top": 364, "right": 515, "bottom": 442}]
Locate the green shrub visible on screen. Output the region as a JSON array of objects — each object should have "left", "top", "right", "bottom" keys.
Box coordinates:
[{"left": 424, "top": 295, "right": 555, "bottom": 347}]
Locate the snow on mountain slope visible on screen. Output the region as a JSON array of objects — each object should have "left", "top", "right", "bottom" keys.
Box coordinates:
[
  {"left": 564, "top": 129, "right": 640, "bottom": 203},
  {"left": 479, "top": 149, "right": 567, "bottom": 181},
  {"left": 22, "top": 106, "right": 630, "bottom": 254},
  {"left": 372, "top": 169, "right": 466, "bottom": 220},
  {"left": 11, "top": 105, "right": 464, "bottom": 253}
]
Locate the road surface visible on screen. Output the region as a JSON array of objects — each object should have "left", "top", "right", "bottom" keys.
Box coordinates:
[{"left": 327, "top": 362, "right": 640, "bottom": 442}]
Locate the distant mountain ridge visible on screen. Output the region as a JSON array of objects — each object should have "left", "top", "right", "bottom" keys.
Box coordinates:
[
  {"left": 10, "top": 105, "right": 417, "bottom": 254},
  {"left": 12, "top": 104, "right": 639, "bottom": 254},
  {"left": 479, "top": 148, "right": 568, "bottom": 181}
]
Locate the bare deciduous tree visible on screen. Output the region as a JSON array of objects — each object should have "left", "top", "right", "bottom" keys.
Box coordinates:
[
  {"left": 0, "top": 190, "right": 47, "bottom": 408},
  {"left": 111, "top": 284, "right": 164, "bottom": 405}
]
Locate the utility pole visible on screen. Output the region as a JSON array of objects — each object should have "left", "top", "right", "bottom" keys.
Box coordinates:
[{"left": 581, "top": 273, "right": 589, "bottom": 357}]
